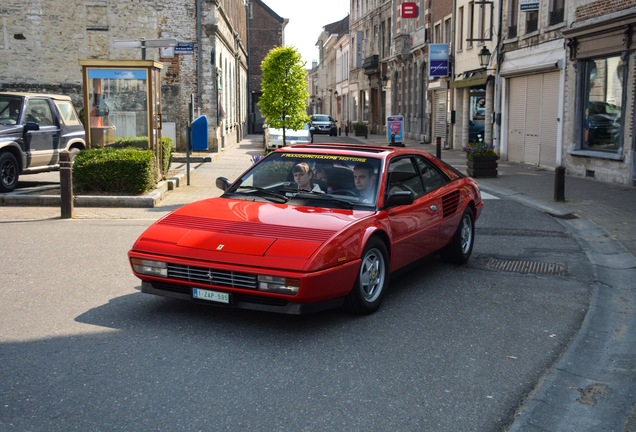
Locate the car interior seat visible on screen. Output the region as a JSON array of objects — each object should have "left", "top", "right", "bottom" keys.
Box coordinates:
[{"left": 327, "top": 166, "right": 355, "bottom": 191}]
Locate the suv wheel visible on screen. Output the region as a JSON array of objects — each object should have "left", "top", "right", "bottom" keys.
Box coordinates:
[{"left": 0, "top": 152, "right": 20, "bottom": 192}]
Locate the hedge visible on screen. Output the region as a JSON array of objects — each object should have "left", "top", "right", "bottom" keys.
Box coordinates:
[{"left": 73, "top": 147, "right": 156, "bottom": 194}]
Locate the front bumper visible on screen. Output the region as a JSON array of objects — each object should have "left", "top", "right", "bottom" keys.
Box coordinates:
[{"left": 141, "top": 281, "right": 345, "bottom": 314}]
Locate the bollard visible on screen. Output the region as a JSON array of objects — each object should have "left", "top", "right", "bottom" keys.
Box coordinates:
[
  {"left": 59, "top": 151, "right": 74, "bottom": 219},
  {"left": 436, "top": 137, "right": 442, "bottom": 159},
  {"left": 554, "top": 166, "right": 566, "bottom": 202}
]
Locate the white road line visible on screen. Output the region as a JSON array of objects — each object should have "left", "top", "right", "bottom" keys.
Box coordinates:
[{"left": 481, "top": 192, "right": 499, "bottom": 200}]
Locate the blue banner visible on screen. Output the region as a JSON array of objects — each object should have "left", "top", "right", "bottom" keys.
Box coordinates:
[
  {"left": 429, "top": 44, "right": 449, "bottom": 78},
  {"left": 88, "top": 69, "right": 147, "bottom": 80}
]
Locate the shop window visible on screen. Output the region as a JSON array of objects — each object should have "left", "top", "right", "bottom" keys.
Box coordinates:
[{"left": 582, "top": 56, "right": 624, "bottom": 152}]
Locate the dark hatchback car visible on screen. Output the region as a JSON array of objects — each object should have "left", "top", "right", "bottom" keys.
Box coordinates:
[
  {"left": 469, "top": 119, "right": 485, "bottom": 142},
  {"left": 310, "top": 114, "right": 338, "bottom": 136}
]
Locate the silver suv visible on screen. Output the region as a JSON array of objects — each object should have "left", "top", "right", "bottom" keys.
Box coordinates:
[{"left": 0, "top": 92, "right": 86, "bottom": 192}]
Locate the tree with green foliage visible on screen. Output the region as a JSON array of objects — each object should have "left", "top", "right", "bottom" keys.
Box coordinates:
[{"left": 258, "top": 46, "right": 310, "bottom": 145}]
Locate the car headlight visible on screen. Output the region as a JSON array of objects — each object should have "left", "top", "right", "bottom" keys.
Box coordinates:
[
  {"left": 258, "top": 275, "right": 300, "bottom": 294},
  {"left": 131, "top": 258, "right": 168, "bottom": 277}
]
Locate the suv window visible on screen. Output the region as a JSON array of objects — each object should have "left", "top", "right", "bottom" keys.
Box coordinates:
[
  {"left": 54, "top": 100, "right": 81, "bottom": 125},
  {"left": 25, "top": 99, "right": 54, "bottom": 126}
]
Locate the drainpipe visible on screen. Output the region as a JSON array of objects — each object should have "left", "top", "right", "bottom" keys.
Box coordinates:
[
  {"left": 196, "top": 0, "right": 202, "bottom": 113},
  {"left": 493, "top": 0, "right": 504, "bottom": 153}
]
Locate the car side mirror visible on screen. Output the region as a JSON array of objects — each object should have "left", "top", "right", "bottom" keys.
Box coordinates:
[
  {"left": 24, "top": 122, "right": 40, "bottom": 132},
  {"left": 385, "top": 191, "right": 414, "bottom": 208},
  {"left": 216, "top": 176, "right": 231, "bottom": 192}
]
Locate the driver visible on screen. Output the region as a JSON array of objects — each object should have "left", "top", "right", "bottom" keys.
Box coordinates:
[{"left": 353, "top": 162, "right": 377, "bottom": 203}]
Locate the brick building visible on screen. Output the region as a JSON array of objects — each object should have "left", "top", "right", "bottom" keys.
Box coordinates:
[{"left": 247, "top": 0, "right": 287, "bottom": 134}]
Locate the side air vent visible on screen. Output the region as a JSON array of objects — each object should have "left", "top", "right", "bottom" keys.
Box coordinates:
[{"left": 441, "top": 190, "right": 460, "bottom": 218}]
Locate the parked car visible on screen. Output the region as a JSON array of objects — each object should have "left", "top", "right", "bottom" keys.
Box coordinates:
[
  {"left": 129, "top": 143, "right": 483, "bottom": 315},
  {"left": 469, "top": 119, "right": 485, "bottom": 142},
  {"left": 309, "top": 114, "right": 338, "bottom": 136},
  {"left": 263, "top": 122, "right": 312, "bottom": 150},
  {"left": 0, "top": 92, "right": 86, "bottom": 192},
  {"left": 586, "top": 101, "right": 621, "bottom": 145}
]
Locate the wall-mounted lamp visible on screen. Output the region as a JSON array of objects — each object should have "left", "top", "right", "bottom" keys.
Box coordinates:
[
  {"left": 334, "top": 91, "right": 338, "bottom": 97},
  {"left": 381, "top": 75, "right": 389, "bottom": 89},
  {"left": 478, "top": 46, "right": 492, "bottom": 68}
]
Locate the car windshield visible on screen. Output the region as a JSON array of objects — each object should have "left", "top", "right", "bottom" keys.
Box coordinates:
[
  {"left": 225, "top": 151, "right": 382, "bottom": 208},
  {"left": 312, "top": 115, "right": 331, "bottom": 122}
]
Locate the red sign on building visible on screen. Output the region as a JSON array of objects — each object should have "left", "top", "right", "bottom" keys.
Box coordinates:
[{"left": 401, "top": 2, "right": 418, "bottom": 18}]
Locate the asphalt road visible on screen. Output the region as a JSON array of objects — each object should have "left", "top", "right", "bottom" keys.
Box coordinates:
[{"left": 0, "top": 196, "right": 593, "bottom": 431}]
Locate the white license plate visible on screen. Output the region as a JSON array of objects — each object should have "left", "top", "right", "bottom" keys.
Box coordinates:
[{"left": 192, "top": 288, "right": 230, "bottom": 304}]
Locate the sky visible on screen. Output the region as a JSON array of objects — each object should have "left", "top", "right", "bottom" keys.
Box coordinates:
[{"left": 261, "top": 0, "right": 350, "bottom": 66}]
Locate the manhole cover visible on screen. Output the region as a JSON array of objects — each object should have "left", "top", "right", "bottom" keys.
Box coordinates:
[{"left": 486, "top": 258, "right": 567, "bottom": 275}]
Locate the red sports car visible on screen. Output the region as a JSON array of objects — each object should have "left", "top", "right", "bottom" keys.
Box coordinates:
[{"left": 129, "top": 144, "right": 484, "bottom": 315}]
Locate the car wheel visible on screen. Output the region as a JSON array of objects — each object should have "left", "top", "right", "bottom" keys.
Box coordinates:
[
  {"left": 344, "top": 238, "right": 389, "bottom": 314},
  {"left": 0, "top": 152, "right": 20, "bottom": 193},
  {"left": 441, "top": 207, "right": 474, "bottom": 264}
]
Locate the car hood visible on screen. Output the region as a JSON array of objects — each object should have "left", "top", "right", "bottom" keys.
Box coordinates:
[
  {"left": 132, "top": 197, "right": 372, "bottom": 271},
  {"left": 0, "top": 124, "right": 23, "bottom": 135}
]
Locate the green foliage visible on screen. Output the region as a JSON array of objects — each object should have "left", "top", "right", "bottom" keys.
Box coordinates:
[
  {"left": 258, "top": 46, "right": 310, "bottom": 138},
  {"left": 111, "top": 136, "right": 150, "bottom": 149},
  {"left": 161, "top": 137, "right": 173, "bottom": 177},
  {"left": 73, "top": 147, "right": 156, "bottom": 194},
  {"left": 109, "top": 136, "right": 173, "bottom": 177}
]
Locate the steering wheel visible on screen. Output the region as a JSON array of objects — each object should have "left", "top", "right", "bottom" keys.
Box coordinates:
[{"left": 331, "top": 189, "right": 358, "bottom": 197}]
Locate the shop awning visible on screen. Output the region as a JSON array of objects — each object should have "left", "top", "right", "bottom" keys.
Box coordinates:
[{"left": 451, "top": 75, "right": 490, "bottom": 88}]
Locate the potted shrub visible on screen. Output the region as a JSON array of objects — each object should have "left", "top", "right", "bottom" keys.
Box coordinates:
[
  {"left": 353, "top": 122, "right": 368, "bottom": 137},
  {"left": 463, "top": 136, "right": 498, "bottom": 178}
]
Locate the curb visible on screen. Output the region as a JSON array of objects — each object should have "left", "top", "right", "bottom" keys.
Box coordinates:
[{"left": 0, "top": 168, "right": 191, "bottom": 208}]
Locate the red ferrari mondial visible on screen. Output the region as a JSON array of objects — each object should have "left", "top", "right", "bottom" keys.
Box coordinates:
[{"left": 129, "top": 144, "right": 483, "bottom": 315}]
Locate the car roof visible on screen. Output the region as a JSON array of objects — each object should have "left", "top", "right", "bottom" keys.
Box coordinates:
[
  {"left": 277, "top": 143, "right": 430, "bottom": 161},
  {"left": 0, "top": 91, "right": 73, "bottom": 102}
]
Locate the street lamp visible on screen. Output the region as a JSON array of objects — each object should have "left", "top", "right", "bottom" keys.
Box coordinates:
[{"left": 478, "top": 46, "right": 492, "bottom": 68}]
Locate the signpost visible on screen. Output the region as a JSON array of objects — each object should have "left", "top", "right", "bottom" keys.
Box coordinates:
[{"left": 112, "top": 38, "right": 177, "bottom": 60}]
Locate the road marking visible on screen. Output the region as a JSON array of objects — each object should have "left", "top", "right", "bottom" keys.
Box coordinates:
[{"left": 481, "top": 192, "right": 499, "bottom": 200}]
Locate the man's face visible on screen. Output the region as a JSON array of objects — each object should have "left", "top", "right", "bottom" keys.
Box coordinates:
[{"left": 354, "top": 168, "right": 373, "bottom": 191}]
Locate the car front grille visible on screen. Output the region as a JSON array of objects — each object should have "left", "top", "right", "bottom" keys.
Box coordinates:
[{"left": 167, "top": 263, "right": 258, "bottom": 289}]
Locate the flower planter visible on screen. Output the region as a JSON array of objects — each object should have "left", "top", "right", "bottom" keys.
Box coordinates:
[{"left": 466, "top": 156, "right": 498, "bottom": 178}]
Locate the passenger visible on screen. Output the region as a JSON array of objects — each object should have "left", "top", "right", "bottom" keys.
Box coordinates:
[
  {"left": 292, "top": 162, "right": 323, "bottom": 192},
  {"left": 314, "top": 166, "right": 333, "bottom": 193},
  {"left": 353, "top": 162, "right": 377, "bottom": 203}
]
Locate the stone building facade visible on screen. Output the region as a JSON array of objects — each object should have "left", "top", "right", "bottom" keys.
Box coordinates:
[
  {"left": 0, "top": 0, "right": 249, "bottom": 151},
  {"left": 562, "top": 0, "right": 636, "bottom": 186}
]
